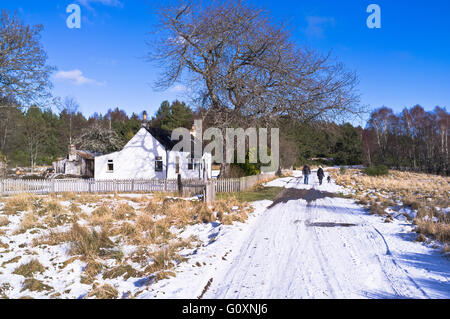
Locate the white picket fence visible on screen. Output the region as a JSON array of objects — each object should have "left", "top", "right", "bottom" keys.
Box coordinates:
[
  {"left": 0, "top": 172, "right": 276, "bottom": 196},
  {"left": 0, "top": 179, "right": 203, "bottom": 196},
  {"left": 214, "top": 178, "right": 240, "bottom": 193},
  {"left": 213, "top": 172, "right": 276, "bottom": 193}
]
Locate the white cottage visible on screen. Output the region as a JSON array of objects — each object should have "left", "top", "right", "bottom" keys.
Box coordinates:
[{"left": 94, "top": 126, "right": 212, "bottom": 180}]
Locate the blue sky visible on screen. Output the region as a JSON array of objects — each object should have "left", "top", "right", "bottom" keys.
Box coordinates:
[{"left": 3, "top": 0, "right": 449, "bottom": 126}]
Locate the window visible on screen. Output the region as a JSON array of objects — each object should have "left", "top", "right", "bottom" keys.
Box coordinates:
[
  {"left": 195, "top": 159, "right": 201, "bottom": 170},
  {"left": 107, "top": 160, "right": 114, "bottom": 172},
  {"left": 155, "top": 156, "right": 163, "bottom": 172},
  {"left": 188, "top": 158, "right": 201, "bottom": 170}
]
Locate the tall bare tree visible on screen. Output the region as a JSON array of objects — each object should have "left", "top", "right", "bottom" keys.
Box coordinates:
[
  {"left": 0, "top": 10, "right": 54, "bottom": 108},
  {"left": 150, "top": 0, "right": 361, "bottom": 129},
  {"left": 59, "top": 96, "right": 80, "bottom": 145},
  {"left": 150, "top": 0, "right": 362, "bottom": 176}
]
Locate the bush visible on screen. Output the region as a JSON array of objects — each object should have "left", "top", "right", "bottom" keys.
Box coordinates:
[
  {"left": 363, "top": 165, "right": 389, "bottom": 176},
  {"left": 339, "top": 166, "right": 347, "bottom": 174}
]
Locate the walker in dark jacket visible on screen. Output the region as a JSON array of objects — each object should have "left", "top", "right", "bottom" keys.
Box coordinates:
[
  {"left": 317, "top": 166, "right": 325, "bottom": 185},
  {"left": 302, "top": 165, "right": 311, "bottom": 184}
]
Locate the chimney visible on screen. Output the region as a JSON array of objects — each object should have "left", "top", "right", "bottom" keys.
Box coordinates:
[
  {"left": 190, "top": 124, "right": 196, "bottom": 139},
  {"left": 68, "top": 144, "right": 77, "bottom": 161},
  {"left": 69, "top": 144, "right": 76, "bottom": 156},
  {"left": 142, "top": 111, "right": 148, "bottom": 128}
]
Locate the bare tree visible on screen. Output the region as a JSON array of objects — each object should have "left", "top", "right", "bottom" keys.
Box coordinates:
[
  {"left": 365, "top": 105, "right": 449, "bottom": 175},
  {"left": 74, "top": 124, "right": 125, "bottom": 154},
  {"left": 58, "top": 96, "right": 80, "bottom": 145},
  {"left": 0, "top": 10, "right": 54, "bottom": 108},
  {"left": 150, "top": 0, "right": 362, "bottom": 129}
]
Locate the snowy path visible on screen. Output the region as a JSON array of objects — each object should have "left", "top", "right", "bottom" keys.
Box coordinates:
[
  {"left": 144, "top": 171, "right": 449, "bottom": 299},
  {"left": 202, "top": 173, "right": 449, "bottom": 299}
]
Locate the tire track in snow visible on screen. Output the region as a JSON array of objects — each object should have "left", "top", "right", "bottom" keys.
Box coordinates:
[{"left": 204, "top": 175, "right": 433, "bottom": 299}]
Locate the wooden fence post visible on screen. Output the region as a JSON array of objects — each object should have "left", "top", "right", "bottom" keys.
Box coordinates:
[
  {"left": 177, "top": 174, "right": 183, "bottom": 196},
  {"left": 204, "top": 181, "right": 215, "bottom": 204}
]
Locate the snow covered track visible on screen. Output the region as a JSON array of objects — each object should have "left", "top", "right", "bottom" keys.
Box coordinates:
[
  {"left": 145, "top": 172, "right": 450, "bottom": 299},
  {"left": 202, "top": 175, "right": 449, "bottom": 299}
]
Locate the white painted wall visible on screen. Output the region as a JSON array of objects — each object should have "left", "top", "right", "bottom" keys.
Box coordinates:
[
  {"left": 166, "top": 151, "right": 212, "bottom": 180},
  {"left": 94, "top": 127, "right": 213, "bottom": 180},
  {"left": 95, "top": 128, "right": 167, "bottom": 180}
]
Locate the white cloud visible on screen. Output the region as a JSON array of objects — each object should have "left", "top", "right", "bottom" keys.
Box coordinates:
[
  {"left": 169, "top": 84, "right": 191, "bottom": 94},
  {"left": 53, "top": 69, "right": 104, "bottom": 86},
  {"left": 304, "top": 16, "right": 335, "bottom": 38},
  {"left": 77, "top": 0, "right": 123, "bottom": 9}
]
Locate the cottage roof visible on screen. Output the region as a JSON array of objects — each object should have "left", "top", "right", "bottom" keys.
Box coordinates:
[
  {"left": 76, "top": 150, "right": 102, "bottom": 160},
  {"left": 145, "top": 127, "right": 177, "bottom": 150},
  {"left": 145, "top": 127, "right": 198, "bottom": 152}
]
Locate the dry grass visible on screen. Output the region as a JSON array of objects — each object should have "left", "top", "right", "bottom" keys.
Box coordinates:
[
  {"left": 86, "top": 284, "right": 118, "bottom": 299},
  {"left": 41, "top": 200, "right": 73, "bottom": 227},
  {"left": 3, "top": 191, "right": 255, "bottom": 298},
  {"left": 0, "top": 240, "right": 9, "bottom": 249},
  {"left": 37, "top": 223, "right": 117, "bottom": 260},
  {"left": 113, "top": 203, "right": 136, "bottom": 220},
  {"left": 442, "top": 244, "right": 450, "bottom": 254},
  {"left": 13, "top": 259, "right": 45, "bottom": 278},
  {"left": 15, "top": 212, "right": 39, "bottom": 234},
  {"left": 1, "top": 256, "right": 21, "bottom": 267},
  {"left": 103, "top": 264, "right": 138, "bottom": 280},
  {"left": 333, "top": 169, "right": 448, "bottom": 201},
  {"left": 333, "top": 169, "right": 450, "bottom": 246},
  {"left": 144, "top": 247, "right": 178, "bottom": 275},
  {"left": 2, "top": 194, "right": 36, "bottom": 215},
  {"left": 89, "top": 204, "right": 113, "bottom": 226},
  {"left": 0, "top": 216, "right": 10, "bottom": 227},
  {"left": 21, "top": 279, "right": 52, "bottom": 293},
  {"left": 196, "top": 204, "right": 216, "bottom": 223},
  {"left": 415, "top": 220, "right": 450, "bottom": 244},
  {"left": 69, "top": 203, "right": 82, "bottom": 214}
]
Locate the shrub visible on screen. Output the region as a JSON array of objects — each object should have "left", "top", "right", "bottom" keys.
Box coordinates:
[
  {"left": 113, "top": 203, "right": 135, "bottom": 220},
  {"left": 89, "top": 205, "right": 113, "bottom": 226},
  {"left": 0, "top": 216, "right": 10, "bottom": 227},
  {"left": 87, "top": 284, "right": 118, "bottom": 299},
  {"left": 195, "top": 204, "right": 215, "bottom": 223},
  {"left": 415, "top": 220, "right": 450, "bottom": 244},
  {"left": 339, "top": 166, "right": 347, "bottom": 174},
  {"left": 3, "top": 194, "right": 35, "bottom": 215},
  {"left": 15, "top": 212, "right": 39, "bottom": 234},
  {"left": 68, "top": 224, "right": 115, "bottom": 259},
  {"left": 363, "top": 165, "right": 389, "bottom": 176},
  {"left": 369, "top": 203, "right": 385, "bottom": 216},
  {"left": 13, "top": 259, "right": 45, "bottom": 278},
  {"left": 103, "top": 264, "right": 138, "bottom": 280},
  {"left": 21, "top": 279, "right": 52, "bottom": 293}
]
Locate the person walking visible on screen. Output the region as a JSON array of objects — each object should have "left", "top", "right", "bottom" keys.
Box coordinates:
[
  {"left": 317, "top": 166, "right": 325, "bottom": 185},
  {"left": 302, "top": 165, "right": 311, "bottom": 185}
]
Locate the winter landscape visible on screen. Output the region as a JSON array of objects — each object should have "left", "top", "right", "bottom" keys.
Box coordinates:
[
  {"left": 0, "top": 169, "right": 448, "bottom": 299},
  {"left": 0, "top": 0, "right": 449, "bottom": 301}
]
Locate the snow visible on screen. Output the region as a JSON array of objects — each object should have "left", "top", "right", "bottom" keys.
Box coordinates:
[
  {"left": 140, "top": 170, "right": 450, "bottom": 299},
  {"left": 1, "top": 170, "right": 448, "bottom": 299}
]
